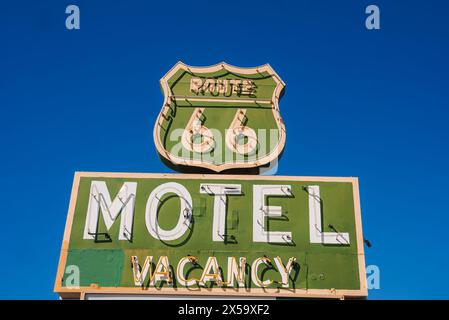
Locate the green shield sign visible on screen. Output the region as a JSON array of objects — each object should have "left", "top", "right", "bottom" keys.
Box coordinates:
[{"left": 153, "top": 62, "right": 286, "bottom": 173}]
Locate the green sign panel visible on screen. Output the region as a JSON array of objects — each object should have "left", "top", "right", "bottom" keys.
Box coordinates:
[
  {"left": 153, "top": 62, "right": 286, "bottom": 173},
  {"left": 55, "top": 172, "right": 367, "bottom": 299}
]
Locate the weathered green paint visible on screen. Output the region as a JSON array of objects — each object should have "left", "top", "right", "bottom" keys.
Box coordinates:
[{"left": 63, "top": 249, "right": 124, "bottom": 287}]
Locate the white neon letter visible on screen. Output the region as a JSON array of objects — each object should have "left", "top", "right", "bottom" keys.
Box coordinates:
[
  {"left": 145, "top": 182, "right": 193, "bottom": 241},
  {"left": 200, "top": 257, "right": 222, "bottom": 286},
  {"left": 251, "top": 257, "right": 273, "bottom": 287},
  {"left": 150, "top": 256, "right": 172, "bottom": 285},
  {"left": 131, "top": 256, "right": 153, "bottom": 286},
  {"left": 177, "top": 256, "right": 198, "bottom": 287},
  {"left": 273, "top": 256, "right": 296, "bottom": 288},
  {"left": 83, "top": 181, "right": 137, "bottom": 240},
  {"left": 227, "top": 257, "right": 246, "bottom": 288},
  {"left": 253, "top": 185, "right": 292, "bottom": 243},
  {"left": 307, "top": 185, "right": 350, "bottom": 244},
  {"left": 200, "top": 184, "right": 242, "bottom": 241}
]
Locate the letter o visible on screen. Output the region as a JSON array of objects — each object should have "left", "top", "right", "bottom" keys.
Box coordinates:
[{"left": 145, "top": 182, "right": 193, "bottom": 241}]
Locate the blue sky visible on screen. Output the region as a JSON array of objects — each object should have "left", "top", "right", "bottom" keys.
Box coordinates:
[{"left": 1, "top": 0, "right": 448, "bottom": 299}]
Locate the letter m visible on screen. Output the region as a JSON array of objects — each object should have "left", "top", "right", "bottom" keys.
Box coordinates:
[{"left": 83, "top": 181, "right": 137, "bottom": 240}]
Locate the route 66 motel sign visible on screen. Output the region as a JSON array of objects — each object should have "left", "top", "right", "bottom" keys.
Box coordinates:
[{"left": 55, "top": 62, "right": 367, "bottom": 299}]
